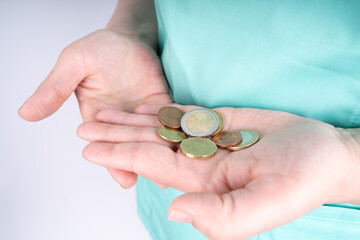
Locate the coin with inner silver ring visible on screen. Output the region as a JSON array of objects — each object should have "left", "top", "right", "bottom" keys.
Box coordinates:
[
  {"left": 210, "top": 110, "right": 224, "bottom": 136},
  {"left": 227, "top": 129, "right": 259, "bottom": 151},
  {"left": 181, "top": 109, "right": 219, "bottom": 137}
]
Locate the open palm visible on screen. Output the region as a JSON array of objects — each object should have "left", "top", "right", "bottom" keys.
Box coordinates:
[
  {"left": 19, "top": 29, "right": 172, "bottom": 187},
  {"left": 19, "top": 29, "right": 171, "bottom": 121},
  {"left": 77, "top": 103, "right": 356, "bottom": 240}
]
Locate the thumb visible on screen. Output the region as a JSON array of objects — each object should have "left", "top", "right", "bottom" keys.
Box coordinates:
[
  {"left": 169, "top": 192, "right": 235, "bottom": 240},
  {"left": 168, "top": 177, "right": 315, "bottom": 240},
  {"left": 18, "top": 48, "right": 86, "bottom": 121}
]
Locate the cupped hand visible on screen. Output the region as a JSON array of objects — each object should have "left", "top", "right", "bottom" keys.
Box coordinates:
[
  {"left": 19, "top": 29, "right": 172, "bottom": 188},
  {"left": 18, "top": 29, "right": 171, "bottom": 121},
  {"left": 77, "top": 104, "right": 357, "bottom": 239}
]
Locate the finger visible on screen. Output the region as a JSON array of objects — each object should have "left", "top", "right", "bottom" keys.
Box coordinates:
[
  {"left": 82, "top": 142, "right": 204, "bottom": 191},
  {"left": 107, "top": 167, "right": 138, "bottom": 189},
  {"left": 83, "top": 141, "right": 176, "bottom": 176},
  {"left": 136, "top": 104, "right": 299, "bottom": 134},
  {"left": 168, "top": 176, "right": 318, "bottom": 240},
  {"left": 77, "top": 122, "right": 173, "bottom": 147},
  {"left": 18, "top": 47, "right": 86, "bottom": 121},
  {"left": 96, "top": 109, "right": 161, "bottom": 127},
  {"left": 134, "top": 103, "right": 199, "bottom": 116}
]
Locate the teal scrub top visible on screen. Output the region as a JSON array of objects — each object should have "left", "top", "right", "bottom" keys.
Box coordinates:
[{"left": 137, "top": 0, "right": 360, "bottom": 239}]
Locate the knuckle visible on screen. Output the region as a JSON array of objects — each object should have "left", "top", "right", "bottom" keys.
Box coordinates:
[
  {"left": 49, "top": 83, "right": 69, "bottom": 101},
  {"left": 59, "top": 43, "right": 84, "bottom": 65},
  {"left": 220, "top": 192, "right": 236, "bottom": 215},
  {"left": 59, "top": 45, "right": 75, "bottom": 59}
]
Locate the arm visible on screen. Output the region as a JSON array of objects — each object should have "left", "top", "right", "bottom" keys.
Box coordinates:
[
  {"left": 106, "top": 0, "right": 158, "bottom": 48},
  {"left": 335, "top": 127, "right": 360, "bottom": 205}
]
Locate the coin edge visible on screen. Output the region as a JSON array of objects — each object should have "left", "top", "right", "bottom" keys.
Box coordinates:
[
  {"left": 227, "top": 129, "right": 259, "bottom": 151},
  {"left": 180, "top": 137, "right": 218, "bottom": 159}
]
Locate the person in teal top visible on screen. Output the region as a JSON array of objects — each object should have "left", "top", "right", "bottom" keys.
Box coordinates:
[{"left": 19, "top": 0, "right": 360, "bottom": 239}]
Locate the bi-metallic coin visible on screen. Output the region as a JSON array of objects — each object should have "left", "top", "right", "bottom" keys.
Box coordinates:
[
  {"left": 157, "top": 126, "right": 187, "bottom": 143},
  {"left": 212, "top": 130, "right": 242, "bottom": 148},
  {"left": 158, "top": 106, "right": 185, "bottom": 129},
  {"left": 180, "top": 137, "right": 217, "bottom": 159},
  {"left": 181, "top": 109, "right": 219, "bottom": 137},
  {"left": 227, "top": 129, "right": 259, "bottom": 151}
]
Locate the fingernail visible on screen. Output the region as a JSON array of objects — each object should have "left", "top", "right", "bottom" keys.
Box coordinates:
[{"left": 168, "top": 209, "right": 192, "bottom": 224}]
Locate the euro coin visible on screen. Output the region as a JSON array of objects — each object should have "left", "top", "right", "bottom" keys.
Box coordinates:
[
  {"left": 181, "top": 109, "right": 219, "bottom": 137},
  {"left": 157, "top": 126, "right": 187, "bottom": 143},
  {"left": 210, "top": 110, "right": 224, "bottom": 136},
  {"left": 180, "top": 137, "right": 217, "bottom": 159},
  {"left": 212, "top": 130, "right": 242, "bottom": 148},
  {"left": 227, "top": 129, "right": 259, "bottom": 151},
  {"left": 158, "top": 106, "right": 185, "bottom": 129}
]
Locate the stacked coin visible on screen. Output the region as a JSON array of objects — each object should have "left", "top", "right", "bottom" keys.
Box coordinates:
[{"left": 157, "top": 106, "right": 259, "bottom": 159}]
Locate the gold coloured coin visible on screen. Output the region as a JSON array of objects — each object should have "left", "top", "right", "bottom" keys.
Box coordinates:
[
  {"left": 227, "top": 129, "right": 259, "bottom": 151},
  {"left": 158, "top": 106, "right": 185, "bottom": 129},
  {"left": 211, "top": 110, "right": 224, "bottom": 136},
  {"left": 180, "top": 137, "right": 217, "bottom": 159},
  {"left": 212, "top": 130, "right": 242, "bottom": 148},
  {"left": 157, "top": 126, "right": 187, "bottom": 143}
]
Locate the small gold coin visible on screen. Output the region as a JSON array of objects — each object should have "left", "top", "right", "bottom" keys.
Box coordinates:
[
  {"left": 227, "top": 129, "right": 259, "bottom": 151},
  {"left": 158, "top": 106, "right": 185, "bottom": 129},
  {"left": 180, "top": 137, "right": 217, "bottom": 159},
  {"left": 211, "top": 110, "right": 224, "bottom": 136},
  {"left": 157, "top": 126, "right": 187, "bottom": 143},
  {"left": 212, "top": 130, "right": 242, "bottom": 148}
]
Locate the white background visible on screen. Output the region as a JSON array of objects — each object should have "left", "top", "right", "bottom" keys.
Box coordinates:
[{"left": 0, "top": 1, "right": 151, "bottom": 239}]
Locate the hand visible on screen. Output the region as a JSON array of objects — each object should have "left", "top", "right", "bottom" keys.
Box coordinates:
[
  {"left": 18, "top": 29, "right": 172, "bottom": 188},
  {"left": 77, "top": 104, "right": 359, "bottom": 240}
]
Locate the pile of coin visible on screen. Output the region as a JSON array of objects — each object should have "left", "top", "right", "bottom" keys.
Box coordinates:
[{"left": 157, "top": 106, "right": 259, "bottom": 159}]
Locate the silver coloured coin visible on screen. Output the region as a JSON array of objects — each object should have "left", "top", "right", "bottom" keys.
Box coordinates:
[
  {"left": 227, "top": 129, "right": 259, "bottom": 151},
  {"left": 181, "top": 108, "right": 219, "bottom": 137}
]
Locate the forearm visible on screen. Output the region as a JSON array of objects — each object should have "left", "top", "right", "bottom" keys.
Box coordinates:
[
  {"left": 336, "top": 127, "right": 360, "bottom": 205},
  {"left": 106, "top": 0, "right": 158, "bottom": 48}
]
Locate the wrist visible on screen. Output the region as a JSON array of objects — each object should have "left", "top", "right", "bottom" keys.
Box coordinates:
[
  {"left": 106, "top": 0, "right": 158, "bottom": 49},
  {"left": 105, "top": 25, "right": 157, "bottom": 50},
  {"left": 334, "top": 128, "right": 360, "bottom": 205}
]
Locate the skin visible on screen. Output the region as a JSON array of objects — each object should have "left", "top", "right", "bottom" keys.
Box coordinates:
[
  {"left": 77, "top": 104, "right": 360, "bottom": 240},
  {"left": 18, "top": 0, "right": 168, "bottom": 188},
  {"left": 18, "top": 1, "right": 360, "bottom": 239},
  {"left": 18, "top": 29, "right": 171, "bottom": 187}
]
